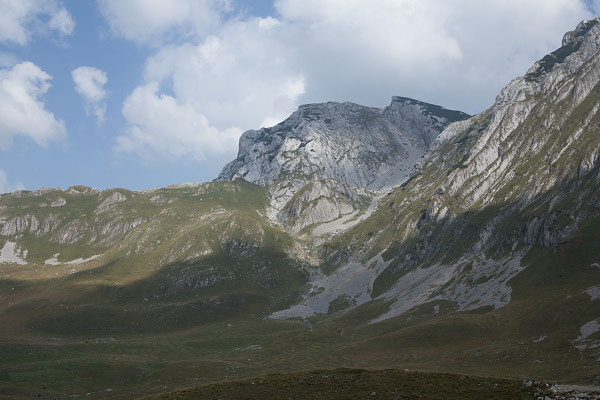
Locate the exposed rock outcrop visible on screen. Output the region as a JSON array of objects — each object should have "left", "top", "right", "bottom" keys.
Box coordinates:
[
  {"left": 219, "top": 99, "right": 468, "bottom": 191},
  {"left": 218, "top": 97, "right": 468, "bottom": 228},
  {"left": 96, "top": 191, "right": 129, "bottom": 213},
  {"left": 278, "top": 179, "right": 370, "bottom": 234}
]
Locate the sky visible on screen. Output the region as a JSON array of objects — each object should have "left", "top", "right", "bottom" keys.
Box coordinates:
[{"left": 0, "top": 0, "right": 599, "bottom": 193}]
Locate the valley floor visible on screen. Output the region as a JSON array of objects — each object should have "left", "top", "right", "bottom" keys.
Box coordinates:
[
  {"left": 0, "top": 302, "right": 599, "bottom": 400},
  {"left": 141, "top": 368, "right": 562, "bottom": 400}
]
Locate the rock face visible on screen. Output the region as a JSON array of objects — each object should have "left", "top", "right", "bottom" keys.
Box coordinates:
[
  {"left": 218, "top": 99, "right": 469, "bottom": 191},
  {"left": 0, "top": 188, "right": 146, "bottom": 247},
  {"left": 277, "top": 179, "right": 370, "bottom": 234},
  {"left": 419, "top": 18, "right": 600, "bottom": 228},
  {"left": 382, "top": 96, "right": 468, "bottom": 147},
  {"left": 96, "top": 191, "right": 128, "bottom": 213},
  {"left": 217, "top": 97, "right": 468, "bottom": 228}
]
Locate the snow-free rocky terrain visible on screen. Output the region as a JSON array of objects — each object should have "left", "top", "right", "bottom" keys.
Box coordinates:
[
  {"left": 217, "top": 96, "right": 469, "bottom": 229},
  {"left": 1, "top": 19, "right": 600, "bottom": 400}
]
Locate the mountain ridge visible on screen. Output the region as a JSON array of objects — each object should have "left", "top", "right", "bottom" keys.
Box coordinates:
[
  {"left": 1, "top": 18, "right": 600, "bottom": 399},
  {"left": 218, "top": 96, "right": 470, "bottom": 190},
  {"left": 257, "top": 17, "right": 600, "bottom": 325},
  {"left": 217, "top": 96, "right": 469, "bottom": 232}
]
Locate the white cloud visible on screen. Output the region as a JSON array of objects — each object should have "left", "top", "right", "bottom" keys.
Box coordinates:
[
  {"left": 98, "top": 0, "right": 229, "bottom": 45},
  {"left": 272, "top": 0, "right": 593, "bottom": 112},
  {"left": 117, "top": 17, "right": 304, "bottom": 162},
  {"left": 144, "top": 17, "right": 305, "bottom": 130},
  {"left": 72, "top": 66, "right": 108, "bottom": 125},
  {"left": 0, "top": 169, "right": 24, "bottom": 194},
  {"left": 115, "top": 82, "right": 241, "bottom": 161},
  {"left": 0, "top": 61, "right": 66, "bottom": 149},
  {"left": 0, "top": 0, "right": 75, "bottom": 45},
  {"left": 48, "top": 7, "right": 76, "bottom": 36},
  {"left": 110, "top": 0, "right": 593, "bottom": 167}
]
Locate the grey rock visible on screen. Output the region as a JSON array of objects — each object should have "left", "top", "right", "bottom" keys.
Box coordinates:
[
  {"left": 36, "top": 214, "right": 62, "bottom": 237},
  {"left": 218, "top": 98, "right": 468, "bottom": 208},
  {"left": 50, "top": 197, "right": 66, "bottom": 207},
  {"left": 0, "top": 214, "right": 39, "bottom": 236},
  {"left": 96, "top": 191, "right": 128, "bottom": 213},
  {"left": 50, "top": 219, "right": 89, "bottom": 244},
  {"left": 219, "top": 99, "right": 468, "bottom": 190},
  {"left": 66, "top": 186, "right": 100, "bottom": 196},
  {"left": 218, "top": 97, "right": 468, "bottom": 229},
  {"left": 96, "top": 217, "right": 147, "bottom": 246},
  {"left": 278, "top": 179, "right": 370, "bottom": 234}
]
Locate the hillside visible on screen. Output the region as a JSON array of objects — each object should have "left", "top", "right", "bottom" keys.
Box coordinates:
[{"left": 1, "top": 18, "right": 600, "bottom": 400}]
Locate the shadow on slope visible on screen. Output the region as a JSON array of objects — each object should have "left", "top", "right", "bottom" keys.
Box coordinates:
[{"left": 1, "top": 245, "right": 308, "bottom": 336}]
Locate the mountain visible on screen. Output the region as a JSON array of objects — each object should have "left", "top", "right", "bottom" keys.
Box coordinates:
[
  {"left": 0, "top": 182, "right": 308, "bottom": 335},
  {"left": 309, "top": 17, "right": 600, "bottom": 315},
  {"left": 1, "top": 19, "right": 600, "bottom": 400},
  {"left": 218, "top": 97, "right": 469, "bottom": 190},
  {"left": 217, "top": 98, "right": 469, "bottom": 231},
  {"left": 227, "top": 17, "right": 600, "bottom": 382}
]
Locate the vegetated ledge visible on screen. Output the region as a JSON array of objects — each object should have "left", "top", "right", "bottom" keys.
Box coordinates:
[{"left": 140, "top": 368, "right": 575, "bottom": 400}]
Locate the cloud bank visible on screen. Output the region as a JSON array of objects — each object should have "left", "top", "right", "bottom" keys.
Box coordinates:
[
  {"left": 101, "top": 0, "right": 594, "bottom": 167},
  {"left": 116, "top": 82, "right": 241, "bottom": 161},
  {"left": 98, "top": 0, "right": 229, "bottom": 45}
]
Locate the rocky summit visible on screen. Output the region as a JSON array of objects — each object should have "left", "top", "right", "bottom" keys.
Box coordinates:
[
  {"left": 217, "top": 97, "right": 469, "bottom": 224},
  {"left": 1, "top": 18, "right": 600, "bottom": 400},
  {"left": 218, "top": 97, "right": 469, "bottom": 190}
]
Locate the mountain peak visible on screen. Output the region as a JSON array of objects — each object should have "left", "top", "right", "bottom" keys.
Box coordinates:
[
  {"left": 562, "top": 18, "right": 599, "bottom": 46},
  {"left": 525, "top": 18, "right": 599, "bottom": 82},
  {"left": 217, "top": 97, "right": 469, "bottom": 192}
]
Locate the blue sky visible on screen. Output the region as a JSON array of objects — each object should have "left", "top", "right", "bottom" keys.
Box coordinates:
[{"left": 0, "top": 0, "right": 598, "bottom": 193}]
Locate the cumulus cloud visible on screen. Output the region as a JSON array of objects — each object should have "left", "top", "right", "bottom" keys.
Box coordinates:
[
  {"left": 117, "top": 17, "right": 304, "bottom": 162},
  {"left": 0, "top": 169, "right": 24, "bottom": 194},
  {"left": 272, "top": 0, "right": 593, "bottom": 111},
  {"left": 0, "top": 0, "right": 75, "bottom": 45},
  {"left": 144, "top": 17, "right": 305, "bottom": 130},
  {"left": 0, "top": 62, "right": 66, "bottom": 149},
  {"left": 115, "top": 82, "right": 241, "bottom": 161},
  {"left": 108, "top": 0, "right": 593, "bottom": 167},
  {"left": 98, "top": 0, "right": 229, "bottom": 45},
  {"left": 72, "top": 66, "right": 108, "bottom": 125},
  {"left": 48, "top": 7, "right": 76, "bottom": 36}
]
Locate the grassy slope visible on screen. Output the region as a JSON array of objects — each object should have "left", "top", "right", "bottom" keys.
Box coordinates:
[
  {"left": 1, "top": 175, "right": 600, "bottom": 397},
  {"left": 0, "top": 221, "right": 598, "bottom": 398},
  {"left": 0, "top": 182, "right": 313, "bottom": 398},
  {"left": 334, "top": 215, "right": 600, "bottom": 383},
  {"left": 143, "top": 369, "right": 543, "bottom": 400}
]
